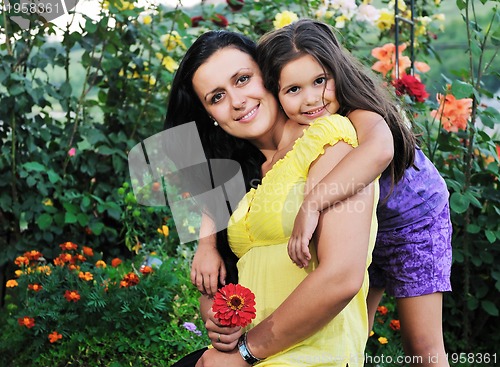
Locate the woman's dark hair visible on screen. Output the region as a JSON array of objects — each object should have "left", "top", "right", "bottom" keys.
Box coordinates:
[
  {"left": 165, "top": 30, "right": 265, "bottom": 284},
  {"left": 257, "top": 19, "right": 416, "bottom": 186}
]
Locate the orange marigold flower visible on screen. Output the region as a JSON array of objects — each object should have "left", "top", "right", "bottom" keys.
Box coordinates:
[
  {"left": 378, "top": 336, "right": 389, "bottom": 344},
  {"left": 377, "top": 305, "right": 388, "bottom": 315},
  {"left": 496, "top": 145, "right": 500, "bottom": 160},
  {"left": 120, "top": 272, "right": 140, "bottom": 287},
  {"left": 48, "top": 331, "right": 63, "bottom": 343},
  {"left": 74, "top": 254, "right": 87, "bottom": 262},
  {"left": 18, "top": 316, "right": 35, "bottom": 328},
  {"left": 82, "top": 246, "right": 94, "bottom": 257},
  {"left": 68, "top": 264, "right": 80, "bottom": 271},
  {"left": 24, "top": 250, "right": 43, "bottom": 261},
  {"left": 111, "top": 258, "right": 122, "bottom": 267},
  {"left": 6, "top": 279, "right": 18, "bottom": 287},
  {"left": 15, "top": 256, "right": 29, "bottom": 267},
  {"left": 140, "top": 265, "right": 153, "bottom": 275},
  {"left": 64, "top": 290, "right": 81, "bottom": 302},
  {"left": 78, "top": 271, "right": 94, "bottom": 281},
  {"left": 430, "top": 93, "right": 472, "bottom": 132},
  {"left": 390, "top": 319, "right": 401, "bottom": 330},
  {"left": 15, "top": 270, "right": 23, "bottom": 277},
  {"left": 28, "top": 283, "right": 43, "bottom": 292},
  {"left": 212, "top": 283, "right": 256, "bottom": 327},
  {"left": 96, "top": 260, "right": 107, "bottom": 268},
  {"left": 37, "top": 265, "right": 52, "bottom": 275},
  {"left": 59, "top": 241, "right": 78, "bottom": 251}
]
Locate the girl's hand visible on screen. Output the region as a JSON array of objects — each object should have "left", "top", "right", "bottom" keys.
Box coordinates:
[
  {"left": 195, "top": 348, "right": 247, "bottom": 367},
  {"left": 288, "top": 205, "right": 320, "bottom": 268},
  {"left": 204, "top": 305, "right": 242, "bottom": 352},
  {"left": 191, "top": 245, "right": 226, "bottom": 297}
]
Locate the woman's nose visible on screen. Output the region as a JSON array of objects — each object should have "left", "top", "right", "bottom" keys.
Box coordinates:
[{"left": 305, "top": 91, "right": 320, "bottom": 105}]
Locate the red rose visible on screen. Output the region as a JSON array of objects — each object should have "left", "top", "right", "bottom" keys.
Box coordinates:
[
  {"left": 191, "top": 16, "right": 204, "bottom": 27},
  {"left": 392, "top": 74, "right": 429, "bottom": 102},
  {"left": 212, "top": 14, "right": 229, "bottom": 28},
  {"left": 212, "top": 283, "right": 256, "bottom": 327},
  {"left": 227, "top": 0, "right": 244, "bottom": 11}
]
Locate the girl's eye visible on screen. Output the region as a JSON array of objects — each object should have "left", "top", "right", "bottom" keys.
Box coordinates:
[
  {"left": 211, "top": 92, "right": 224, "bottom": 104},
  {"left": 314, "top": 77, "right": 326, "bottom": 86},
  {"left": 287, "top": 86, "right": 300, "bottom": 94}
]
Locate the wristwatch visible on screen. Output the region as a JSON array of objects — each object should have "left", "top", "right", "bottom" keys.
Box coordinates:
[{"left": 238, "top": 332, "right": 262, "bottom": 365}]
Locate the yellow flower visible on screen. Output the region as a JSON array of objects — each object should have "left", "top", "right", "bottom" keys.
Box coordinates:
[
  {"left": 15, "top": 270, "right": 23, "bottom": 277},
  {"left": 433, "top": 13, "right": 445, "bottom": 22},
  {"left": 159, "top": 55, "right": 179, "bottom": 73},
  {"left": 37, "top": 266, "right": 52, "bottom": 275},
  {"left": 140, "top": 14, "right": 152, "bottom": 25},
  {"left": 161, "top": 31, "right": 185, "bottom": 51},
  {"left": 335, "top": 14, "right": 349, "bottom": 29},
  {"left": 118, "top": 0, "right": 134, "bottom": 11},
  {"left": 369, "top": 330, "right": 374, "bottom": 337},
  {"left": 389, "top": 0, "right": 406, "bottom": 12},
  {"left": 273, "top": 11, "right": 298, "bottom": 29},
  {"left": 6, "top": 279, "right": 18, "bottom": 287},
  {"left": 188, "top": 225, "right": 196, "bottom": 234},
  {"left": 96, "top": 260, "right": 107, "bottom": 268},
  {"left": 142, "top": 75, "right": 156, "bottom": 86},
  {"left": 158, "top": 225, "right": 169, "bottom": 237},
  {"left": 376, "top": 10, "right": 394, "bottom": 31},
  {"left": 378, "top": 336, "right": 388, "bottom": 344},
  {"left": 42, "top": 198, "right": 53, "bottom": 206},
  {"left": 435, "top": 0, "right": 441, "bottom": 5}
]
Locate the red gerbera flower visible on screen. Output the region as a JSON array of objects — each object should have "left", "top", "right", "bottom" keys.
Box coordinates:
[{"left": 212, "top": 283, "right": 256, "bottom": 327}]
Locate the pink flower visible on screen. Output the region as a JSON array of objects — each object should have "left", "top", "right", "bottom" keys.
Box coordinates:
[{"left": 68, "top": 148, "right": 76, "bottom": 157}]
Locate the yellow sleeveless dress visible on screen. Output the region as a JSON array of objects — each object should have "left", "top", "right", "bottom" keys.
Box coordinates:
[{"left": 227, "top": 115, "right": 379, "bottom": 366}]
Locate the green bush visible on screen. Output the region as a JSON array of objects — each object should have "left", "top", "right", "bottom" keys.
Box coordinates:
[{"left": 1, "top": 0, "right": 499, "bottom": 363}]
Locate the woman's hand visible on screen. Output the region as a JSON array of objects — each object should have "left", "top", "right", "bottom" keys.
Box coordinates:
[
  {"left": 195, "top": 348, "right": 248, "bottom": 367},
  {"left": 204, "top": 306, "right": 243, "bottom": 351}
]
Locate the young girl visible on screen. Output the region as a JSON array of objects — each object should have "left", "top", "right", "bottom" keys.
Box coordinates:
[{"left": 192, "top": 20, "right": 452, "bottom": 366}]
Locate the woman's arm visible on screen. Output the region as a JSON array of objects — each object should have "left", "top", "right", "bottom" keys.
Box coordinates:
[
  {"left": 197, "top": 141, "right": 376, "bottom": 366},
  {"left": 247, "top": 141, "right": 376, "bottom": 359},
  {"left": 288, "top": 109, "right": 391, "bottom": 267}
]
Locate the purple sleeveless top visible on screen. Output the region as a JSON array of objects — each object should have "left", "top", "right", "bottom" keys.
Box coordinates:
[{"left": 377, "top": 148, "right": 449, "bottom": 231}]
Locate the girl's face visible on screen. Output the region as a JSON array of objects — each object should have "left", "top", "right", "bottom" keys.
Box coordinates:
[
  {"left": 278, "top": 54, "right": 340, "bottom": 125},
  {"left": 192, "top": 47, "right": 280, "bottom": 142}
]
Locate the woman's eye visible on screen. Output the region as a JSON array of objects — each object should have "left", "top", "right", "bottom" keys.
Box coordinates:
[
  {"left": 314, "top": 77, "right": 326, "bottom": 85},
  {"left": 287, "top": 86, "right": 300, "bottom": 94},
  {"left": 211, "top": 92, "right": 224, "bottom": 104},
  {"left": 237, "top": 75, "right": 250, "bottom": 85}
]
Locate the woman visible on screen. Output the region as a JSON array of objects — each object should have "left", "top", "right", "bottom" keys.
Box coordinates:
[{"left": 166, "top": 30, "right": 378, "bottom": 366}]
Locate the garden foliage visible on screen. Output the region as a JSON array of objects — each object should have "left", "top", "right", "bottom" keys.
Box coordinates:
[{"left": 1, "top": 0, "right": 499, "bottom": 365}]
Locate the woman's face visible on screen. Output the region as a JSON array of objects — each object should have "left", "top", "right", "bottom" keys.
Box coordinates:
[{"left": 192, "top": 47, "right": 280, "bottom": 142}]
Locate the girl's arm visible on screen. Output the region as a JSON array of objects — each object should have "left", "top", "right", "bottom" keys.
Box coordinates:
[
  {"left": 288, "top": 109, "right": 392, "bottom": 267},
  {"left": 197, "top": 141, "right": 376, "bottom": 365},
  {"left": 191, "top": 213, "right": 227, "bottom": 296}
]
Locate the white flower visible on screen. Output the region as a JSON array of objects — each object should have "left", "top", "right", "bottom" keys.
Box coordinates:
[
  {"left": 356, "top": 4, "right": 380, "bottom": 24},
  {"left": 329, "top": 0, "right": 357, "bottom": 17}
]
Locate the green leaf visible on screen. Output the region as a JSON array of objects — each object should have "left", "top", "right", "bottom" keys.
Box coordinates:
[
  {"left": 90, "top": 221, "right": 104, "bottom": 235},
  {"left": 77, "top": 213, "right": 89, "bottom": 226},
  {"left": 456, "top": 0, "right": 466, "bottom": 10},
  {"left": 466, "top": 223, "right": 481, "bottom": 234},
  {"left": 485, "top": 230, "right": 496, "bottom": 243},
  {"left": 450, "top": 192, "right": 470, "bottom": 214},
  {"left": 47, "top": 170, "right": 61, "bottom": 184},
  {"left": 86, "top": 18, "right": 98, "bottom": 33},
  {"left": 481, "top": 300, "right": 499, "bottom": 316},
  {"left": 23, "top": 161, "right": 46, "bottom": 172},
  {"left": 451, "top": 80, "right": 473, "bottom": 99},
  {"left": 65, "top": 212, "right": 78, "bottom": 224},
  {"left": 37, "top": 213, "right": 53, "bottom": 230}
]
